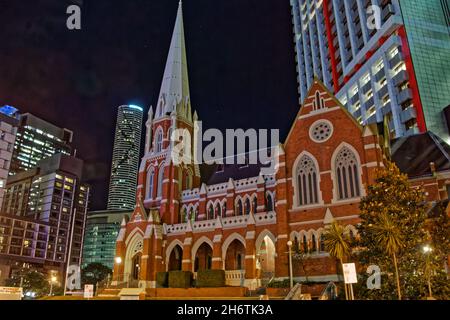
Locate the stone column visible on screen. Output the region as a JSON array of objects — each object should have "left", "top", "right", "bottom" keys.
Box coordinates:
[
  {"left": 212, "top": 217, "right": 223, "bottom": 269},
  {"left": 226, "top": 178, "right": 235, "bottom": 217},
  {"left": 256, "top": 175, "right": 266, "bottom": 213},
  {"left": 182, "top": 221, "right": 193, "bottom": 272},
  {"left": 244, "top": 213, "right": 258, "bottom": 290}
]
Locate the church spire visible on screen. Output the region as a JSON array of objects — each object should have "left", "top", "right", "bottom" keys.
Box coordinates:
[{"left": 155, "top": 1, "right": 191, "bottom": 120}]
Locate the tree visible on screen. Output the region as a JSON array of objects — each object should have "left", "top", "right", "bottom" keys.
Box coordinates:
[
  {"left": 370, "top": 211, "right": 403, "bottom": 299},
  {"left": 323, "top": 221, "right": 352, "bottom": 299},
  {"left": 4, "top": 267, "right": 53, "bottom": 298},
  {"left": 81, "top": 263, "right": 112, "bottom": 288},
  {"left": 356, "top": 162, "right": 433, "bottom": 300}
]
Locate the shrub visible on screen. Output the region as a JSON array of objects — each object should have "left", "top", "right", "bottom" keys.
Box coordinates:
[
  {"left": 196, "top": 270, "right": 225, "bottom": 287},
  {"left": 156, "top": 272, "right": 169, "bottom": 288},
  {"left": 168, "top": 271, "right": 192, "bottom": 288}
]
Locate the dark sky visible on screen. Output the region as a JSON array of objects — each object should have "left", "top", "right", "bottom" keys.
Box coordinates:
[{"left": 0, "top": 0, "right": 299, "bottom": 210}]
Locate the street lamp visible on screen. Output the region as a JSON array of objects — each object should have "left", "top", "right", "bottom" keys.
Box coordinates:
[
  {"left": 49, "top": 276, "right": 57, "bottom": 296},
  {"left": 115, "top": 256, "right": 122, "bottom": 265},
  {"left": 287, "top": 240, "right": 293, "bottom": 289},
  {"left": 422, "top": 245, "right": 434, "bottom": 300}
]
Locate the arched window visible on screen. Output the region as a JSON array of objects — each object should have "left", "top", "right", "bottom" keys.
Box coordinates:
[
  {"left": 157, "top": 166, "right": 165, "bottom": 198},
  {"left": 252, "top": 196, "right": 257, "bottom": 214},
  {"left": 311, "top": 234, "right": 317, "bottom": 253},
  {"left": 146, "top": 168, "right": 155, "bottom": 199},
  {"left": 236, "top": 199, "right": 243, "bottom": 216},
  {"left": 222, "top": 202, "right": 227, "bottom": 217},
  {"left": 335, "top": 147, "right": 361, "bottom": 200},
  {"left": 155, "top": 128, "right": 163, "bottom": 153},
  {"left": 320, "top": 234, "right": 326, "bottom": 252},
  {"left": 190, "top": 207, "right": 196, "bottom": 222},
  {"left": 296, "top": 155, "right": 319, "bottom": 206},
  {"left": 208, "top": 204, "right": 214, "bottom": 220},
  {"left": 244, "top": 198, "right": 251, "bottom": 215},
  {"left": 302, "top": 235, "right": 308, "bottom": 253},
  {"left": 215, "top": 203, "right": 222, "bottom": 218},
  {"left": 266, "top": 193, "right": 274, "bottom": 212}
]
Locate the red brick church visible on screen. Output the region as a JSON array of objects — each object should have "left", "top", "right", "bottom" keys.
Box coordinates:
[{"left": 112, "top": 2, "right": 448, "bottom": 290}]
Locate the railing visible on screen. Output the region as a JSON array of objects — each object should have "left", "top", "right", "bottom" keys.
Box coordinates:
[{"left": 225, "top": 270, "right": 245, "bottom": 287}]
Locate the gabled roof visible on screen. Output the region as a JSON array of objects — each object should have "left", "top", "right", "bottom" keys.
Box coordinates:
[{"left": 391, "top": 131, "right": 450, "bottom": 178}]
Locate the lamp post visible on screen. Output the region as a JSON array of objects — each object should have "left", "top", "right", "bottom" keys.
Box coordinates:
[
  {"left": 114, "top": 256, "right": 122, "bottom": 284},
  {"left": 287, "top": 241, "right": 293, "bottom": 289},
  {"left": 49, "top": 276, "right": 57, "bottom": 296},
  {"left": 422, "top": 245, "right": 434, "bottom": 300}
]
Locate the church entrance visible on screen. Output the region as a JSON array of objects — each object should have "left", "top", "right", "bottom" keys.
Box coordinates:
[
  {"left": 194, "top": 243, "right": 212, "bottom": 272},
  {"left": 256, "top": 235, "right": 276, "bottom": 285},
  {"left": 168, "top": 245, "right": 183, "bottom": 271},
  {"left": 131, "top": 253, "right": 142, "bottom": 281}
]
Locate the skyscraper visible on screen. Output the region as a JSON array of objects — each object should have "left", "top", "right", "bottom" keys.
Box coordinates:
[
  {"left": 82, "top": 209, "right": 131, "bottom": 269},
  {"left": 0, "top": 106, "right": 19, "bottom": 207},
  {"left": 0, "top": 154, "right": 89, "bottom": 287},
  {"left": 290, "top": 0, "right": 450, "bottom": 140},
  {"left": 107, "top": 105, "right": 143, "bottom": 211},
  {"left": 10, "top": 113, "right": 73, "bottom": 174}
]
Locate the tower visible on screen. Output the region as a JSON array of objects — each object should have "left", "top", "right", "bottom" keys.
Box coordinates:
[
  {"left": 138, "top": 1, "right": 199, "bottom": 225},
  {"left": 108, "top": 105, "right": 144, "bottom": 210}
]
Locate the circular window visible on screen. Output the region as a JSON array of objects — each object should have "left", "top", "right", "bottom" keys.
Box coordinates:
[{"left": 310, "top": 120, "right": 333, "bottom": 143}]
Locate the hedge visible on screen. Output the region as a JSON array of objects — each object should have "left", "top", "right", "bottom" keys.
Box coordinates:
[
  {"left": 168, "top": 271, "right": 192, "bottom": 288},
  {"left": 156, "top": 272, "right": 169, "bottom": 288},
  {"left": 196, "top": 270, "right": 226, "bottom": 288}
]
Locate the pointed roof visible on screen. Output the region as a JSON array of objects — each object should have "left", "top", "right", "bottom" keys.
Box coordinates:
[{"left": 156, "top": 1, "right": 191, "bottom": 119}]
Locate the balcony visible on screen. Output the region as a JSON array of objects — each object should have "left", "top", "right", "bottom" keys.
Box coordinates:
[
  {"left": 389, "top": 51, "right": 404, "bottom": 69},
  {"left": 400, "top": 107, "right": 417, "bottom": 123},
  {"left": 393, "top": 70, "right": 409, "bottom": 87},
  {"left": 397, "top": 88, "right": 413, "bottom": 105}
]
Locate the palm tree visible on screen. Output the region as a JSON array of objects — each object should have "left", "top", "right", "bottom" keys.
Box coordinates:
[
  {"left": 323, "top": 221, "right": 352, "bottom": 299},
  {"left": 371, "top": 212, "right": 403, "bottom": 300}
]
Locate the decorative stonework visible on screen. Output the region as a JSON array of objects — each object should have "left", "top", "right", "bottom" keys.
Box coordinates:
[{"left": 309, "top": 120, "right": 333, "bottom": 143}]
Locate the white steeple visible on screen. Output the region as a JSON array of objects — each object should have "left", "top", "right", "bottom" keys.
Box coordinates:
[{"left": 155, "top": 1, "right": 191, "bottom": 120}]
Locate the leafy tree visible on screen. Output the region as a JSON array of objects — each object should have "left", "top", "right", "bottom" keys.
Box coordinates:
[
  {"left": 4, "top": 267, "right": 53, "bottom": 298},
  {"left": 81, "top": 263, "right": 112, "bottom": 287},
  {"left": 355, "top": 162, "right": 449, "bottom": 300},
  {"left": 323, "top": 221, "right": 352, "bottom": 299}
]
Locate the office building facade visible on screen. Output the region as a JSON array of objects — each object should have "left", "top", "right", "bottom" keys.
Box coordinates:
[
  {"left": 290, "top": 0, "right": 450, "bottom": 140},
  {"left": 0, "top": 154, "right": 89, "bottom": 286},
  {"left": 82, "top": 210, "right": 131, "bottom": 269},
  {"left": 10, "top": 113, "right": 72, "bottom": 175},
  {"left": 0, "top": 106, "right": 20, "bottom": 207},
  {"left": 107, "top": 105, "right": 143, "bottom": 211}
]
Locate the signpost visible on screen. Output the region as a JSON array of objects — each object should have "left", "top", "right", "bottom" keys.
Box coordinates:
[
  {"left": 84, "top": 284, "right": 94, "bottom": 300},
  {"left": 342, "top": 263, "right": 357, "bottom": 300}
]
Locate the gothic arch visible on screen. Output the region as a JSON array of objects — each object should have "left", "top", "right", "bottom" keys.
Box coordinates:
[
  {"left": 331, "top": 142, "right": 364, "bottom": 201},
  {"left": 292, "top": 151, "right": 322, "bottom": 208},
  {"left": 255, "top": 229, "right": 277, "bottom": 252},
  {"left": 124, "top": 229, "right": 144, "bottom": 277},
  {"left": 165, "top": 239, "right": 184, "bottom": 270},
  {"left": 191, "top": 236, "right": 214, "bottom": 269},
  {"left": 221, "top": 233, "right": 246, "bottom": 265}
]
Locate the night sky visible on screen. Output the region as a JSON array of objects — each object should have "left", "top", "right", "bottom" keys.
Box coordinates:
[{"left": 0, "top": 0, "right": 299, "bottom": 210}]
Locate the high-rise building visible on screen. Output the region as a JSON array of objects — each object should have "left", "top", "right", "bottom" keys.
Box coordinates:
[
  {"left": 107, "top": 105, "right": 143, "bottom": 211},
  {"left": 0, "top": 106, "right": 20, "bottom": 207},
  {"left": 10, "top": 113, "right": 73, "bottom": 175},
  {"left": 0, "top": 154, "right": 89, "bottom": 287},
  {"left": 290, "top": 0, "right": 450, "bottom": 140},
  {"left": 82, "top": 210, "right": 131, "bottom": 269}
]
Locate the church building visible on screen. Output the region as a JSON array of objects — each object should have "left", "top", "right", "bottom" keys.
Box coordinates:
[{"left": 112, "top": 1, "right": 387, "bottom": 289}]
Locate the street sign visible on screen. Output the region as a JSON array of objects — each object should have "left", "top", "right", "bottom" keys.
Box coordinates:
[
  {"left": 0, "top": 287, "right": 23, "bottom": 300},
  {"left": 84, "top": 284, "right": 94, "bottom": 299},
  {"left": 342, "top": 263, "right": 358, "bottom": 284}
]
